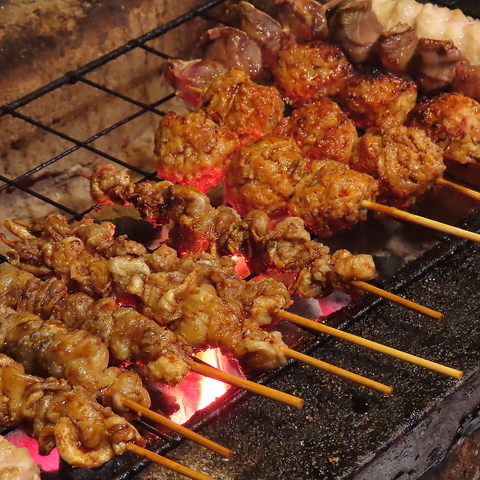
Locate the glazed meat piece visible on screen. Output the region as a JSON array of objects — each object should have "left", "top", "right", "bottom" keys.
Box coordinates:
[
  {"left": 339, "top": 72, "right": 418, "bottom": 129},
  {"left": 0, "top": 304, "right": 150, "bottom": 417},
  {"left": 163, "top": 59, "right": 226, "bottom": 106},
  {"left": 262, "top": 217, "right": 375, "bottom": 297},
  {"left": 276, "top": 100, "right": 358, "bottom": 164},
  {"left": 288, "top": 160, "right": 379, "bottom": 237},
  {"left": 154, "top": 110, "right": 239, "bottom": 192},
  {"left": 329, "top": 0, "right": 384, "bottom": 67},
  {"left": 406, "top": 92, "right": 480, "bottom": 166},
  {"left": 272, "top": 41, "right": 355, "bottom": 107},
  {"left": 199, "top": 67, "right": 285, "bottom": 137},
  {"left": 377, "top": 23, "right": 419, "bottom": 74},
  {"left": 199, "top": 27, "right": 263, "bottom": 81},
  {"left": 0, "top": 266, "right": 192, "bottom": 386},
  {"left": 351, "top": 124, "right": 445, "bottom": 208},
  {"left": 0, "top": 355, "right": 144, "bottom": 469},
  {"left": 275, "top": 0, "right": 328, "bottom": 43},
  {"left": 224, "top": 134, "right": 308, "bottom": 217},
  {"left": 0, "top": 435, "right": 40, "bottom": 480}
]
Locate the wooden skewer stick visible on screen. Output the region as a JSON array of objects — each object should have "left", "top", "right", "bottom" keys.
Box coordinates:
[
  {"left": 437, "top": 178, "right": 480, "bottom": 202},
  {"left": 282, "top": 347, "right": 393, "bottom": 395},
  {"left": 121, "top": 397, "right": 233, "bottom": 459},
  {"left": 278, "top": 310, "right": 463, "bottom": 379},
  {"left": 362, "top": 200, "right": 480, "bottom": 243},
  {"left": 127, "top": 444, "right": 215, "bottom": 480},
  {"left": 351, "top": 281, "right": 443, "bottom": 320},
  {"left": 185, "top": 358, "right": 304, "bottom": 409},
  {"left": 322, "top": 0, "right": 344, "bottom": 11}
]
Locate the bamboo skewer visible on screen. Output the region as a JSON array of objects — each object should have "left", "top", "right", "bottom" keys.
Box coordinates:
[
  {"left": 278, "top": 310, "right": 463, "bottom": 379},
  {"left": 127, "top": 444, "right": 215, "bottom": 480},
  {"left": 437, "top": 178, "right": 480, "bottom": 202},
  {"left": 121, "top": 397, "right": 233, "bottom": 459},
  {"left": 362, "top": 200, "right": 480, "bottom": 243},
  {"left": 351, "top": 281, "right": 443, "bottom": 320},
  {"left": 185, "top": 358, "right": 304, "bottom": 409},
  {"left": 282, "top": 347, "right": 393, "bottom": 395}
]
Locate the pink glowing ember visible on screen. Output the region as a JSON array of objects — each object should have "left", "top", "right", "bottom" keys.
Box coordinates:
[{"left": 5, "top": 427, "right": 59, "bottom": 473}]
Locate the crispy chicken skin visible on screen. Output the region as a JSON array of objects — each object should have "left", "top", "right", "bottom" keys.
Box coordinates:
[
  {"left": 0, "top": 354, "right": 144, "bottom": 469},
  {"left": 351, "top": 124, "right": 445, "bottom": 208},
  {"left": 339, "top": 72, "right": 418, "bottom": 129},
  {"left": 406, "top": 92, "right": 480, "bottom": 166},
  {"left": 199, "top": 67, "right": 285, "bottom": 136},
  {"left": 276, "top": 100, "right": 358, "bottom": 164},
  {"left": 224, "top": 134, "right": 308, "bottom": 217},
  {"left": 154, "top": 110, "right": 239, "bottom": 192},
  {"left": 273, "top": 41, "right": 355, "bottom": 107},
  {"left": 288, "top": 160, "right": 379, "bottom": 237}
]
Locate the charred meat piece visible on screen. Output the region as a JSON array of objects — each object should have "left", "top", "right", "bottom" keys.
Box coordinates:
[
  {"left": 276, "top": 100, "right": 358, "bottom": 164},
  {"left": 351, "top": 124, "right": 445, "bottom": 208},
  {"left": 272, "top": 41, "right": 355, "bottom": 107},
  {"left": 288, "top": 160, "right": 379, "bottom": 237},
  {"left": 406, "top": 92, "right": 480, "bottom": 166},
  {"left": 200, "top": 67, "right": 285, "bottom": 137},
  {"left": 339, "top": 72, "right": 418, "bottom": 129},
  {"left": 154, "top": 110, "right": 239, "bottom": 192},
  {"left": 224, "top": 134, "right": 308, "bottom": 218}
]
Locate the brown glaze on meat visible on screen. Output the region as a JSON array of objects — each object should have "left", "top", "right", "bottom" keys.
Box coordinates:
[
  {"left": 276, "top": 100, "right": 358, "bottom": 164},
  {"left": 154, "top": 110, "right": 239, "bottom": 192},
  {"left": 351, "top": 124, "right": 445, "bottom": 208},
  {"left": 288, "top": 160, "right": 379, "bottom": 237},
  {"left": 339, "top": 72, "right": 418, "bottom": 129},
  {"left": 200, "top": 67, "right": 285, "bottom": 136},
  {"left": 224, "top": 134, "right": 308, "bottom": 218},
  {"left": 406, "top": 92, "right": 480, "bottom": 166},
  {"left": 272, "top": 41, "right": 355, "bottom": 107}
]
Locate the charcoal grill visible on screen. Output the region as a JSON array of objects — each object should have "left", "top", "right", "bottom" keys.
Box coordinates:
[{"left": 2, "top": 1, "right": 480, "bottom": 479}]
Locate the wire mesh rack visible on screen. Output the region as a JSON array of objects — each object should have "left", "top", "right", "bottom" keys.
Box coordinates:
[{"left": 0, "top": 0, "right": 232, "bottom": 265}]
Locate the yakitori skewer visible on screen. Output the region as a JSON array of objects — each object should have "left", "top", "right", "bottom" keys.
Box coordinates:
[
  {"left": 437, "top": 178, "right": 480, "bottom": 202},
  {"left": 86, "top": 165, "right": 442, "bottom": 319},
  {"left": 278, "top": 310, "right": 463, "bottom": 379},
  {"left": 0, "top": 353, "right": 216, "bottom": 479}
]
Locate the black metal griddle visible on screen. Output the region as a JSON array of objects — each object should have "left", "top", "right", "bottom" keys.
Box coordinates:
[{"left": 1, "top": 1, "right": 480, "bottom": 479}]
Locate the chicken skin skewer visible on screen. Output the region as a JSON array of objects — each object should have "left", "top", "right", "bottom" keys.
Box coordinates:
[
  {"left": 0, "top": 303, "right": 150, "bottom": 419},
  {"left": 0, "top": 352, "right": 145, "bottom": 469},
  {"left": 0, "top": 264, "right": 192, "bottom": 386},
  {"left": 88, "top": 164, "right": 376, "bottom": 298},
  {"left": 1, "top": 223, "right": 292, "bottom": 373}
]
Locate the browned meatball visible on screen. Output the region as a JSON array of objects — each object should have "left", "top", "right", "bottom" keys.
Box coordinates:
[
  {"left": 154, "top": 110, "right": 239, "bottom": 192},
  {"left": 351, "top": 125, "right": 445, "bottom": 208},
  {"left": 272, "top": 41, "right": 355, "bottom": 107},
  {"left": 406, "top": 92, "right": 480, "bottom": 166},
  {"left": 199, "top": 67, "right": 285, "bottom": 136},
  {"left": 288, "top": 160, "right": 379, "bottom": 236},
  {"left": 224, "top": 134, "right": 308, "bottom": 217},
  {"left": 339, "top": 72, "right": 418, "bottom": 129},
  {"left": 276, "top": 100, "right": 358, "bottom": 164}
]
